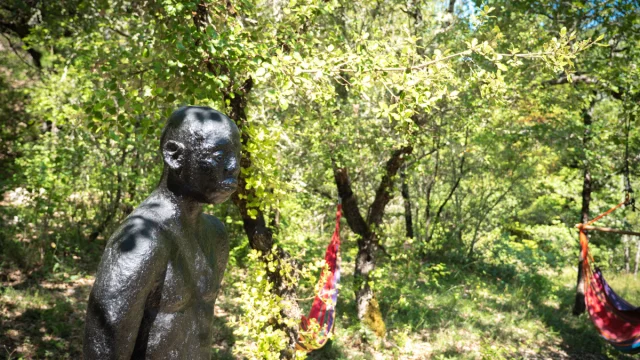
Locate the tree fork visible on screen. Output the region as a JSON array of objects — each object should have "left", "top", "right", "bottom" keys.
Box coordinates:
[{"left": 333, "top": 146, "right": 412, "bottom": 324}]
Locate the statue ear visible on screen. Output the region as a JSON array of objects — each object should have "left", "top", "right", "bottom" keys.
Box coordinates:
[{"left": 163, "top": 140, "right": 185, "bottom": 170}]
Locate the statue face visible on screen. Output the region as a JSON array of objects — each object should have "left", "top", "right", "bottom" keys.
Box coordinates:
[
  {"left": 163, "top": 107, "right": 241, "bottom": 204},
  {"left": 185, "top": 119, "right": 241, "bottom": 204}
]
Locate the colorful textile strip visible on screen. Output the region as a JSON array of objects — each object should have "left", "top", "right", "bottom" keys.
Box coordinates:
[{"left": 296, "top": 204, "right": 342, "bottom": 352}]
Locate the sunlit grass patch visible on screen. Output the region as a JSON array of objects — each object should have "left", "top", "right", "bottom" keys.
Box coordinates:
[
  {"left": 603, "top": 272, "right": 640, "bottom": 306},
  {"left": 2, "top": 262, "right": 639, "bottom": 360},
  {"left": 0, "top": 276, "right": 92, "bottom": 359},
  {"left": 308, "top": 264, "right": 637, "bottom": 360}
]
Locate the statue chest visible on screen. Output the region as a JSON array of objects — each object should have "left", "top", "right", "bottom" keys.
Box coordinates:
[{"left": 158, "top": 239, "right": 222, "bottom": 313}]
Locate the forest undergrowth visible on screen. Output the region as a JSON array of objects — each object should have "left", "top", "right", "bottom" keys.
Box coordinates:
[{"left": 1, "top": 257, "right": 636, "bottom": 359}]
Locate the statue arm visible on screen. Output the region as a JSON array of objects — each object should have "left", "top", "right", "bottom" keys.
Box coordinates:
[
  {"left": 204, "top": 215, "right": 230, "bottom": 274},
  {"left": 84, "top": 220, "right": 169, "bottom": 359}
]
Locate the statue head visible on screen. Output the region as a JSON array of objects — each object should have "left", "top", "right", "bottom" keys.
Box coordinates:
[{"left": 160, "top": 106, "right": 241, "bottom": 205}]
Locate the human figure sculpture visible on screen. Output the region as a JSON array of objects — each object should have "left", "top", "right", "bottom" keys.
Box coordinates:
[{"left": 84, "top": 106, "right": 241, "bottom": 359}]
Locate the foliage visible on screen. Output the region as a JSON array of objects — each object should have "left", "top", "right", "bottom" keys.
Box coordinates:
[
  {"left": 2, "top": 0, "right": 640, "bottom": 358},
  {"left": 230, "top": 249, "right": 300, "bottom": 360}
]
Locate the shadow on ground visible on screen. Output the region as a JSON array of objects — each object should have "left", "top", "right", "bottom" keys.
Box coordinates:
[{"left": 1, "top": 276, "right": 92, "bottom": 359}]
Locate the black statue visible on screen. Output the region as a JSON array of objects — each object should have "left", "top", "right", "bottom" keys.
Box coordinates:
[{"left": 84, "top": 106, "right": 241, "bottom": 359}]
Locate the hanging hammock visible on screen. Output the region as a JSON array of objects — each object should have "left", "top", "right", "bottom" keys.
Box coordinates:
[
  {"left": 296, "top": 203, "right": 342, "bottom": 352},
  {"left": 577, "top": 198, "right": 640, "bottom": 353}
]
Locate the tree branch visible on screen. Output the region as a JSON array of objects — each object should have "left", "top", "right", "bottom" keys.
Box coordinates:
[
  {"left": 300, "top": 50, "right": 556, "bottom": 75},
  {"left": 0, "top": 33, "right": 41, "bottom": 70},
  {"left": 367, "top": 146, "right": 413, "bottom": 228},
  {"left": 107, "top": 26, "right": 131, "bottom": 38},
  {"left": 405, "top": 145, "right": 444, "bottom": 169},
  {"left": 332, "top": 161, "right": 370, "bottom": 239},
  {"left": 426, "top": 131, "right": 468, "bottom": 243},
  {"left": 543, "top": 73, "right": 623, "bottom": 100},
  {"left": 467, "top": 178, "right": 519, "bottom": 258}
]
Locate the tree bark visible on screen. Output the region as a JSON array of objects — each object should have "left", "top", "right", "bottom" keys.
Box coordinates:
[
  {"left": 333, "top": 166, "right": 375, "bottom": 324},
  {"left": 448, "top": 0, "right": 456, "bottom": 14},
  {"left": 224, "top": 78, "right": 277, "bottom": 256},
  {"left": 225, "top": 81, "right": 301, "bottom": 356},
  {"left": 580, "top": 169, "right": 592, "bottom": 224}
]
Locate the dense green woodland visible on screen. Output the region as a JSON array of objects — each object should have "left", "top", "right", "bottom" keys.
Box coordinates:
[{"left": 1, "top": 0, "right": 640, "bottom": 358}]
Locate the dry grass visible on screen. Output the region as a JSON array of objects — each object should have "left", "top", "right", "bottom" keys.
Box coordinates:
[
  {"left": 0, "top": 275, "right": 92, "bottom": 359},
  {"left": 1, "top": 265, "right": 637, "bottom": 359}
]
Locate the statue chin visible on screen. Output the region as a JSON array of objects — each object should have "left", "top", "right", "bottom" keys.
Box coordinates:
[{"left": 207, "top": 189, "right": 236, "bottom": 204}]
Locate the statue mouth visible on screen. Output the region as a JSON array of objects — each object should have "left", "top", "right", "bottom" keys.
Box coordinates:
[{"left": 219, "top": 179, "right": 238, "bottom": 193}]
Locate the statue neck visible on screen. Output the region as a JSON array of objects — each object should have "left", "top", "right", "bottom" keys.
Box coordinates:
[{"left": 158, "top": 172, "right": 203, "bottom": 226}]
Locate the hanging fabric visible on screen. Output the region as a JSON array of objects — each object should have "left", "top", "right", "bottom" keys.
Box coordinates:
[
  {"left": 578, "top": 198, "right": 640, "bottom": 353},
  {"left": 296, "top": 202, "right": 342, "bottom": 352}
]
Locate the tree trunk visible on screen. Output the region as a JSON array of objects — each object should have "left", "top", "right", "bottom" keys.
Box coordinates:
[
  {"left": 333, "top": 167, "right": 374, "bottom": 322},
  {"left": 226, "top": 82, "right": 301, "bottom": 356},
  {"left": 624, "top": 234, "right": 631, "bottom": 273},
  {"left": 400, "top": 167, "right": 414, "bottom": 239},
  {"left": 634, "top": 237, "right": 640, "bottom": 276},
  {"left": 192, "top": 5, "right": 301, "bottom": 355},
  {"left": 355, "top": 233, "right": 380, "bottom": 333},
  {"left": 574, "top": 97, "right": 596, "bottom": 316}
]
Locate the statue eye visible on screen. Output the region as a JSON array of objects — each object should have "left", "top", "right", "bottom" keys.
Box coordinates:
[
  {"left": 212, "top": 152, "right": 224, "bottom": 163},
  {"left": 199, "top": 152, "right": 224, "bottom": 168}
]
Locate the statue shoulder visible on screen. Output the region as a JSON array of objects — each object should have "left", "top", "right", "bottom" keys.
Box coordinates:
[
  {"left": 105, "top": 205, "right": 173, "bottom": 258},
  {"left": 92, "top": 208, "right": 172, "bottom": 300},
  {"left": 202, "top": 213, "right": 227, "bottom": 237}
]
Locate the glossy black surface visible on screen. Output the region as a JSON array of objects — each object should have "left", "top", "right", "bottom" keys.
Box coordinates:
[{"left": 84, "top": 106, "right": 241, "bottom": 359}]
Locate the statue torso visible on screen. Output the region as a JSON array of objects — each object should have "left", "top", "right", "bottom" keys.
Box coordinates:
[{"left": 123, "top": 197, "right": 229, "bottom": 359}]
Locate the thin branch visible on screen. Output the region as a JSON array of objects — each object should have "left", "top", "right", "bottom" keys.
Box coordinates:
[
  {"left": 405, "top": 146, "right": 442, "bottom": 169},
  {"left": 107, "top": 26, "right": 131, "bottom": 38},
  {"left": 543, "top": 73, "right": 600, "bottom": 86},
  {"left": 299, "top": 50, "right": 555, "bottom": 75},
  {"left": 425, "top": 129, "right": 468, "bottom": 243},
  {"left": 579, "top": 225, "right": 640, "bottom": 237},
  {"left": 543, "top": 72, "right": 623, "bottom": 100},
  {"left": 310, "top": 187, "right": 333, "bottom": 200},
  {"left": 467, "top": 178, "right": 519, "bottom": 258},
  {"left": 0, "top": 33, "right": 40, "bottom": 72}
]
